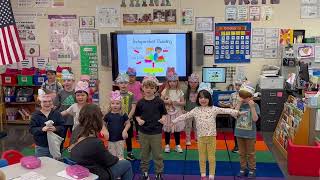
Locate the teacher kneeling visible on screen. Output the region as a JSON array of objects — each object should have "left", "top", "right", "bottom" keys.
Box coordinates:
[{"left": 70, "top": 104, "right": 133, "bottom": 180}]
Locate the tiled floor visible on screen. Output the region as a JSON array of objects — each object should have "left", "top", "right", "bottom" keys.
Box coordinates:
[{"left": 0, "top": 125, "right": 318, "bottom": 180}]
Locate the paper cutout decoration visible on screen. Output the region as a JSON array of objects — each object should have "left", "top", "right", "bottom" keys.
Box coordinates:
[
  {"left": 280, "top": 29, "right": 293, "bottom": 46},
  {"left": 297, "top": 45, "right": 314, "bottom": 59}
]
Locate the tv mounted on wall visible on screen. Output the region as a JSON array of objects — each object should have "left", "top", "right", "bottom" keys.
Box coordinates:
[{"left": 110, "top": 32, "right": 193, "bottom": 81}]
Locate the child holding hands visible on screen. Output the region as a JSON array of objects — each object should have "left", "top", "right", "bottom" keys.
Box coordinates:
[{"left": 173, "top": 83, "right": 242, "bottom": 180}]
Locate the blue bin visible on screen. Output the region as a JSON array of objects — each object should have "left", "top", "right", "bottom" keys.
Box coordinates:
[
  {"left": 33, "top": 75, "right": 47, "bottom": 86},
  {"left": 212, "top": 90, "right": 235, "bottom": 106}
]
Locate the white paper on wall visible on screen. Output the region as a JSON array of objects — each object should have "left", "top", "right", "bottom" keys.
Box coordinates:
[{"left": 96, "top": 6, "right": 120, "bottom": 27}]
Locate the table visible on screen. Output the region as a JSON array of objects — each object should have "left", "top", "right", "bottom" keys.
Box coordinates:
[{"left": 1, "top": 157, "right": 99, "bottom": 180}]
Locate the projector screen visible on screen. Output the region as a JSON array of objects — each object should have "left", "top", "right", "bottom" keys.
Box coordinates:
[{"left": 111, "top": 32, "right": 192, "bottom": 81}]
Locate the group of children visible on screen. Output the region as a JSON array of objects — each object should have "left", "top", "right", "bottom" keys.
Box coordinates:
[{"left": 29, "top": 64, "right": 260, "bottom": 180}]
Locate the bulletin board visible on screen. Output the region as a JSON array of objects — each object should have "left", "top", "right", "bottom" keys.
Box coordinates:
[{"left": 215, "top": 22, "right": 251, "bottom": 63}]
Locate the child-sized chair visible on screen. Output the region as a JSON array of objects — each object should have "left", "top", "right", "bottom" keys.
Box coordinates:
[{"left": 1, "top": 150, "right": 23, "bottom": 165}]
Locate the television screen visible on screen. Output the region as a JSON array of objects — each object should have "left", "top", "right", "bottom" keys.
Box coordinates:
[
  {"left": 111, "top": 32, "right": 192, "bottom": 81},
  {"left": 202, "top": 67, "right": 226, "bottom": 83}
]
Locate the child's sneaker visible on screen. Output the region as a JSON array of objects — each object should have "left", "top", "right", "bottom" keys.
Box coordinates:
[
  {"left": 155, "top": 173, "right": 163, "bottom": 180},
  {"left": 232, "top": 146, "right": 239, "bottom": 153},
  {"left": 175, "top": 145, "right": 183, "bottom": 153},
  {"left": 126, "top": 152, "right": 136, "bottom": 161},
  {"left": 141, "top": 172, "right": 149, "bottom": 180},
  {"left": 248, "top": 170, "right": 256, "bottom": 179},
  {"left": 200, "top": 176, "right": 207, "bottom": 180},
  {"left": 164, "top": 144, "right": 170, "bottom": 153},
  {"left": 186, "top": 141, "right": 191, "bottom": 146},
  {"left": 237, "top": 169, "right": 246, "bottom": 178}
]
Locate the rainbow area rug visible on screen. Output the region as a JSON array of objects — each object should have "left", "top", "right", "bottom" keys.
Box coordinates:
[{"left": 21, "top": 131, "right": 284, "bottom": 179}]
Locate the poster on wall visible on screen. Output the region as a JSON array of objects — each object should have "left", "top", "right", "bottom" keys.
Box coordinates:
[
  {"left": 251, "top": 28, "right": 265, "bottom": 58},
  {"left": 280, "top": 29, "right": 293, "bottom": 46},
  {"left": 19, "top": 57, "right": 33, "bottom": 68},
  {"left": 214, "top": 22, "right": 251, "bottom": 63},
  {"left": 265, "top": 28, "right": 279, "bottom": 59},
  {"left": 35, "top": 0, "right": 51, "bottom": 8},
  {"left": 237, "top": 6, "right": 248, "bottom": 21},
  {"left": 121, "top": 0, "right": 175, "bottom": 7},
  {"left": 80, "top": 45, "right": 99, "bottom": 103},
  {"left": 24, "top": 44, "right": 40, "bottom": 57},
  {"left": 79, "top": 29, "right": 99, "bottom": 45},
  {"left": 314, "top": 45, "right": 320, "bottom": 62},
  {"left": 96, "top": 6, "right": 120, "bottom": 27},
  {"left": 225, "top": 6, "right": 237, "bottom": 21},
  {"left": 293, "top": 30, "right": 305, "bottom": 44},
  {"left": 182, "top": 8, "right": 194, "bottom": 25},
  {"left": 153, "top": 9, "right": 176, "bottom": 25},
  {"left": 80, "top": 45, "right": 98, "bottom": 78},
  {"left": 16, "top": 15, "right": 37, "bottom": 43},
  {"left": 79, "top": 16, "right": 95, "bottom": 29},
  {"left": 249, "top": 6, "right": 261, "bottom": 21},
  {"left": 300, "top": 0, "right": 320, "bottom": 19},
  {"left": 262, "top": 6, "right": 273, "bottom": 20},
  {"left": 52, "top": 0, "right": 64, "bottom": 7},
  {"left": 296, "top": 44, "right": 315, "bottom": 59},
  {"left": 34, "top": 57, "right": 49, "bottom": 69},
  {"left": 48, "top": 15, "right": 79, "bottom": 61},
  {"left": 195, "top": 17, "right": 214, "bottom": 32},
  {"left": 17, "top": 0, "right": 34, "bottom": 8}
]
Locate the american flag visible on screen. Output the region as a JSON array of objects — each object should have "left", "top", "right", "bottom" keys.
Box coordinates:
[{"left": 0, "top": 0, "right": 25, "bottom": 66}]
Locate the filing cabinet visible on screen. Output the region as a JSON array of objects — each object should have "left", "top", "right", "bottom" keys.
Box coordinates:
[{"left": 261, "top": 89, "right": 287, "bottom": 132}]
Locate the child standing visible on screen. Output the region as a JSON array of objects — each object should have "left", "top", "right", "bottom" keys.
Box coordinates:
[
  {"left": 61, "top": 81, "right": 89, "bottom": 130},
  {"left": 104, "top": 90, "right": 131, "bottom": 159},
  {"left": 126, "top": 67, "right": 142, "bottom": 139},
  {"left": 235, "top": 82, "right": 260, "bottom": 179},
  {"left": 127, "top": 67, "right": 142, "bottom": 101},
  {"left": 173, "top": 83, "right": 241, "bottom": 180},
  {"left": 161, "top": 67, "right": 185, "bottom": 153},
  {"left": 54, "top": 69, "right": 75, "bottom": 138},
  {"left": 229, "top": 80, "right": 243, "bottom": 153},
  {"left": 79, "top": 75, "right": 99, "bottom": 103},
  {"left": 135, "top": 75, "right": 167, "bottom": 180},
  {"left": 184, "top": 73, "right": 200, "bottom": 145},
  {"left": 41, "top": 63, "right": 63, "bottom": 99},
  {"left": 115, "top": 73, "right": 136, "bottom": 160},
  {"left": 29, "top": 89, "right": 65, "bottom": 157}
]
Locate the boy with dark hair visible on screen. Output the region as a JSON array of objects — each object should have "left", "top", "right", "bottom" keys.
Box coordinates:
[
  {"left": 135, "top": 75, "right": 167, "bottom": 180},
  {"left": 41, "top": 63, "right": 63, "bottom": 99}
]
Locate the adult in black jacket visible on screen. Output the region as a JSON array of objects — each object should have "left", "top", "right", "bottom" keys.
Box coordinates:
[
  {"left": 29, "top": 92, "right": 65, "bottom": 157},
  {"left": 70, "top": 104, "right": 133, "bottom": 180}
]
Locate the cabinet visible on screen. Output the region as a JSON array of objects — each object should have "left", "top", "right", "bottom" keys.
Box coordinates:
[
  {"left": 3, "top": 85, "right": 40, "bottom": 125},
  {"left": 261, "top": 89, "right": 287, "bottom": 132}
]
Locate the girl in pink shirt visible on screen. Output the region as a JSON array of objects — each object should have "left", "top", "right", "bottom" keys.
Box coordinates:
[{"left": 126, "top": 67, "right": 142, "bottom": 102}]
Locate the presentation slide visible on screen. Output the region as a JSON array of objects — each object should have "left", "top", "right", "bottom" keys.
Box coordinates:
[
  {"left": 203, "top": 68, "right": 226, "bottom": 83},
  {"left": 117, "top": 34, "right": 187, "bottom": 77}
]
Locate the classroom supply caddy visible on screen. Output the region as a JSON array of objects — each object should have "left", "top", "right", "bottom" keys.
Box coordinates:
[{"left": 272, "top": 95, "right": 320, "bottom": 177}]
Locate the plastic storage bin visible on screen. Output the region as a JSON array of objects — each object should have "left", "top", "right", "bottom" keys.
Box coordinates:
[
  {"left": 33, "top": 75, "right": 47, "bottom": 86},
  {"left": 17, "top": 75, "right": 33, "bottom": 86},
  {"left": 1, "top": 74, "right": 17, "bottom": 86}
]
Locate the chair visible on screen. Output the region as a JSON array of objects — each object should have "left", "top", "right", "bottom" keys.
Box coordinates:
[
  {"left": 1, "top": 150, "right": 24, "bottom": 165},
  {"left": 0, "top": 159, "right": 8, "bottom": 167},
  {"left": 63, "top": 157, "right": 77, "bottom": 165}
]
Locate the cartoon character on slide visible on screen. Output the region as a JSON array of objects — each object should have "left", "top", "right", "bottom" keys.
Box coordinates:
[{"left": 154, "top": 47, "right": 162, "bottom": 61}]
